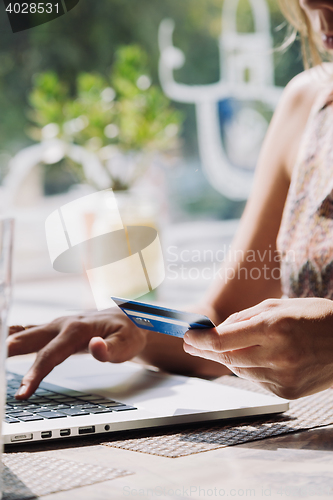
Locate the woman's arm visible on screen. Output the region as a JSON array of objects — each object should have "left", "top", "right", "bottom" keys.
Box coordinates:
[
  {"left": 203, "top": 71, "right": 320, "bottom": 323},
  {"left": 182, "top": 72, "right": 333, "bottom": 396},
  {"left": 139, "top": 70, "right": 320, "bottom": 377},
  {"left": 8, "top": 71, "right": 320, "bottom": 395}
]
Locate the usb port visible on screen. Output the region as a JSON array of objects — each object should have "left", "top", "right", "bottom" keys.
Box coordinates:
[
  {"left": 60, "top": 429, "right": 71, "bottom": 437},
  {"left": 11, "top": 434, "right": 33, "bottom": 442},
  {"left": 78, "top": 426, "right": 95, "bottom": 435},
  {"left": 41, "top": 431, "right": 52, "bottom": 439}
]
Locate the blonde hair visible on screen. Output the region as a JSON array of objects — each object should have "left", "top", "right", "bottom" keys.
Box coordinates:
[{"left": 278, "top": 0, "right": 323, "bottom": 68}]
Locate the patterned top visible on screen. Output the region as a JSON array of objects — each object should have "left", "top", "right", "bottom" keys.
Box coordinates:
[{"left": 277, "top": 87, "right": 333, "bottom": 299}]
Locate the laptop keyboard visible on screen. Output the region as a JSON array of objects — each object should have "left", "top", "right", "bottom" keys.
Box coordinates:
[{"left": 4, "top": 372, "right": 137, "bottom": 424}]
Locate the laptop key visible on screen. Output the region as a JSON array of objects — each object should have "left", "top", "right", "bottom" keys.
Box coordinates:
[
  {"left": 88, "top": 408, "right": 114, "bottom": 414},
  {"left": 112, "top": 405, "right": 137, "bottom": 412},
  {"left": 33, "top": 406, "right": 56, "bottom": 412},
  {"left": 74, "top": 403, "right": 98, "bottom": 408},
  {"left": 101, "top": 402, "right": 126, "bottom": 408},
  {"left": 67, "top": 391, "right": 89, "bottom": 397},
  {"left": 36, "top": 411, "right": 68, "bottom": 419},
  {"left": 44, "top": 394, "right": 66, "bottom": 399},
  {"left": 75, "top": 395, "right": 102, "bottom": 401},
  {"left": 27, "top": 398, "right": 49, "bottom": 404},
  {"left": 8, "top": 402, "right": 31, "bottom": 407},
  {"left": 4, "top": 416, "right": 21, "bottom": 423},
  {"left": 6, "top": 411, "right": 34, "bottom": 417},
  {"left": 37, "top": 402, "right": 62, "bottom": 408},
  {"left": 59, "top": 390, "right": 88, "bottom": 397},
  {"left": 45, "top": 394, "right": 78, "bottom": 401},
  {"left": 87, "top": 399, "right": 113, "bottom": 405},
  {"left": 18, "top": 415, "right": 45, "bottom": 422},
  {"left": 34, "top": 389, "right": 55, "bottom": 396},
  {"left": 54, "top": 398, "right": 79, "bottom": 404},
  {"left": 58, "top": 408, "right": 90, "bottom": 416},
  {"left": 52, "top": 404, "right": 71, "bottom": 410}
]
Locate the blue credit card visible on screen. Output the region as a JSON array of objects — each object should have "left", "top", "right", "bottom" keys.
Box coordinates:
[{"left": 111, "top": 297, "right": 216, "bottom": 339}]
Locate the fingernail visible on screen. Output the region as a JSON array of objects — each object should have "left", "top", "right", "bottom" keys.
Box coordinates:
[
  {"left": 216, "top": 323, "right": 226, "bottom": 332},
  {"left": 184, "top": 333, "right": 190, "bottom": 343},
  {"left": 15, "top": 385, "right": 28, "bottom": 398}
]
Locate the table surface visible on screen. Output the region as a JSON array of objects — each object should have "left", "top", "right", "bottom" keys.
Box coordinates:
[
  {"left": 6, "top": 269, "right": 333, "bottom": 500},
  {"left": 6, "top": 414, "right": 333, "bottom": 500}
]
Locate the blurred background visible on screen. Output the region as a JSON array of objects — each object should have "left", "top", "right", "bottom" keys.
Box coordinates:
[{"left": 0, "top": 0, "right": 304, "bottom": 322}]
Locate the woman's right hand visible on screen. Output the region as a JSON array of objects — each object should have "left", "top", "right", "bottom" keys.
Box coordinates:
[{"left": 7, "top": 309, "right": 147, "bottom": 399}]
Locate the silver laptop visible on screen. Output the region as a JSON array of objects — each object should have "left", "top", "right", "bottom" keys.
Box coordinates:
[{"left": 3, "top": 354, "right": 288, "bottom": 445}]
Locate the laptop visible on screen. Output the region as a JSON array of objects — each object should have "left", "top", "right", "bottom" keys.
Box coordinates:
[{"left": 3, "top": 353, "right": 289, "bottom": 445}]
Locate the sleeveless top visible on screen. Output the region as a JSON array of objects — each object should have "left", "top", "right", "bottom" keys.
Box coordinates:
[{"left": 277, "top": 87, "right": 333, "bottom": 299}]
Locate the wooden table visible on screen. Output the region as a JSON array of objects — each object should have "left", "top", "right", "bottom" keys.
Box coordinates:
[{"left": 6, "top": 418, "right": 333, "bottom": 500}]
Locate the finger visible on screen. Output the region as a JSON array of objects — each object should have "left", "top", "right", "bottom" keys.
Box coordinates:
[
  {"left": 7, "top": 324, "right": 59, "bottom": 357},
  {"left": 15, "top": 322, "right": 91, "bottom": 399},
  {"left": 184, "top": 342, "right": 267, "bottom": 368},
  {"left": 184, "top": 318, "right": 263, "bottom": 352},
  {"left": 8, "top": 326, "right": 25, "bottom": 335},
  {"left": 183, "top": 343, "right": 272, "bottom": 382},
  {"left": 8, "top": 325, "right": 38, "bottom": 337},
  {"left": 89, "top": 329, "right": 146, "bottom": 364},
  {"left": 183, "top": 342, "right": 215, "bottom": 359},
  {"left": 88, "top": 337, "right": 109, "bottom": 362},
  {"left": 9, "top": 325, "right": 39, "bottom": 333},
  {"left": 222, "top": 299, "right": 279, "bottom": 326}
]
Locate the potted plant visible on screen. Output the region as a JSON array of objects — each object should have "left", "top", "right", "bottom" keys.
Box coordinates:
[{"left": 27, "top": 45, "right": 183, "bottom": 206}]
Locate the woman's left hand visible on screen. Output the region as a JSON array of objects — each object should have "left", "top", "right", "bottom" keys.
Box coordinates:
[{"left": 184, "top": 298, "right": 333, "bottom": 399}]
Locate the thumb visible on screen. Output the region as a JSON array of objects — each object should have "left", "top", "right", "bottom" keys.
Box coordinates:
[
  {"left": 89, "top": 330, "right": 146, "bottom": 364},
  {"left": 88, "top": 337, "right": 110, "bottom": 362}
]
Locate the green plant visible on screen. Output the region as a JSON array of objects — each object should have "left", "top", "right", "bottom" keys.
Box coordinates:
[{"left": 28, "top": 45, "right": 183, "bottom": 190}]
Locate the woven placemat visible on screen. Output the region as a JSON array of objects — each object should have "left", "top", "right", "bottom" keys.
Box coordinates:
[
  {"left": 1, "top": 451, "right": 133, "bottom": 499},
  {"left": 102, "top": 376, "right": 333, "bottom": 458}
]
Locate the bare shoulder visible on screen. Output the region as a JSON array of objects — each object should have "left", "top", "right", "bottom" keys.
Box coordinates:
[
  {"left": 283, "top": 66, "right": 329, "bottom": 111},
  {"left": 274, "top": 67, "right": 330, "bottom": 178}
]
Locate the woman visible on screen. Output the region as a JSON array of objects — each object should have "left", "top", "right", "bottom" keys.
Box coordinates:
[{"left": 9, "top": 0, "right": 333, "bottom": 400}]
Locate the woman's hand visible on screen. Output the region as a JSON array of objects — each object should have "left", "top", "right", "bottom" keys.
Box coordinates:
[
  {"left": 7, "top": 309, "right": 147, "bottom": 399},
  {"left": 184, "top": 298, "right": 333, "bottom": 399}
]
